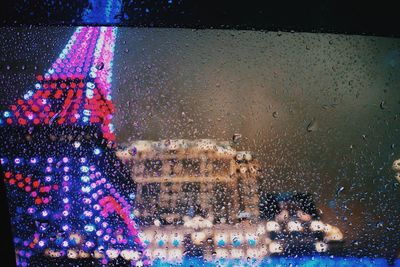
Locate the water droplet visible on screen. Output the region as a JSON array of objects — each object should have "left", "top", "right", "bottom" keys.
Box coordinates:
[
  {"left": 306, "top": 119, "right": 317, "bottom": 132},
  {"left": 336, "top": 186, "right": 344, "bottom": 197},
  {"left": 96, "top": 62, "right": 104, "bottom": 70},
  {"left": 232, "top": 133, "right": 242, "bottom": 144},
  {"left": 272, "top": 111, "right": 278, "bottom": 118},
  {"left": 380, "top": 100, "right": 386, "bottom": 110}
]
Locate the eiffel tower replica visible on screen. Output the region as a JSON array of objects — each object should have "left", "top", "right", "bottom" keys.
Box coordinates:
[{"left": 0, "top": 27, "right": 148, "bottom": 266}]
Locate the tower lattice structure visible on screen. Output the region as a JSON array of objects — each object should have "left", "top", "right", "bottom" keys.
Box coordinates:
[{"left": 0, "top": 27, "right": 148, "bottom": 266}]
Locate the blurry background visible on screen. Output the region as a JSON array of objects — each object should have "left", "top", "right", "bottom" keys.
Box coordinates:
[{"left": 1, "top": 26, "right": 400, "bottom": 259}]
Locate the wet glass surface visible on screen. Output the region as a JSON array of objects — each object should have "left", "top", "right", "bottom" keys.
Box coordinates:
[{"left": 1, "top": 26, "right": 400, "bottom": 266}]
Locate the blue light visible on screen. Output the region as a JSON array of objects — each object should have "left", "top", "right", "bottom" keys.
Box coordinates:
[
  {"left": 84, "top": 224, "right": 95, "bottom": 232},
  {"left": 81, "top": 186, "right": 91, "bottom": 193},
  {"left": 3, "top": 111, "right": 10, "bottom": 118},
  {"left": 86, "top": 89, "right": 94, "bottom": 99},
  {"left": 81, "top": 176, "right": 90, "bottom": 183},
  {"left": 80, "top": 166, "right": 89, "bottom": 173},
  {"left": 94, "top": 148, "right": 101, "bottom": 155},
  {"left": 217, "top": 240, "right": 226, "bottom": 247},
  {"left": 172, "top": 239, "right": 180, "bottom": 247},
  {"left": 232, "top": 238, "right": 241, "bottom": 247},
  {"left": 86, "top": 82, "right": 95, "bottom": 89},
  {"left": 248, "top": 239, "right": 256, "bottom": 246}
]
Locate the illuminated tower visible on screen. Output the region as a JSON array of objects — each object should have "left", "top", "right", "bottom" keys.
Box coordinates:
[{"left": 0, "top": 27, "right": 148, "bottom": 266}]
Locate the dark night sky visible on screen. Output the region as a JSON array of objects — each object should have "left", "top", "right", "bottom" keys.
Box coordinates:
[{"left": 1, "top": 27, "right": 400, "bottom": 259}]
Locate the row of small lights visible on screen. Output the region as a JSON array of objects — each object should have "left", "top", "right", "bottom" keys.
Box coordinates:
[{"left": 0, "top": 27, "right": 116, "bottom": 142}]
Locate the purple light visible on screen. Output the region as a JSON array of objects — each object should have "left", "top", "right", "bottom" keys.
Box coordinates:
[
  {"left": 27, "top": 207, "right": 35, "bottom": 214},
  {"left": 1, "top": 26, "right": 148, "bottom": 265}
]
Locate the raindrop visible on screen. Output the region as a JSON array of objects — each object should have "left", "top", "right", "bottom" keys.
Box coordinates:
[
  {"left": 272, "top": 111, "right": 278, "bottom": 118},
  {"left": 232, "top": 133, "right": 242, "bottom": 145},
  {"left": 380, "top": 100, "right": 386, "bottom": 110},
  {"left": 306, "top": 119, "right": 318, "bottom": 132},
  {"left": 129, "top": 146, "right": 137, "bottom": 156},
  {"left": 335, "top": 186, "right": 345, "bottom": 197},
  {"left": 96, "top": 62, "right": 104, "bottom": 70}
]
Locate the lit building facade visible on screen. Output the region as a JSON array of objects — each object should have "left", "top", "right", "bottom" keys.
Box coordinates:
[{"left": 118, "top": 139, "right": 344, "bottom": 263}]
